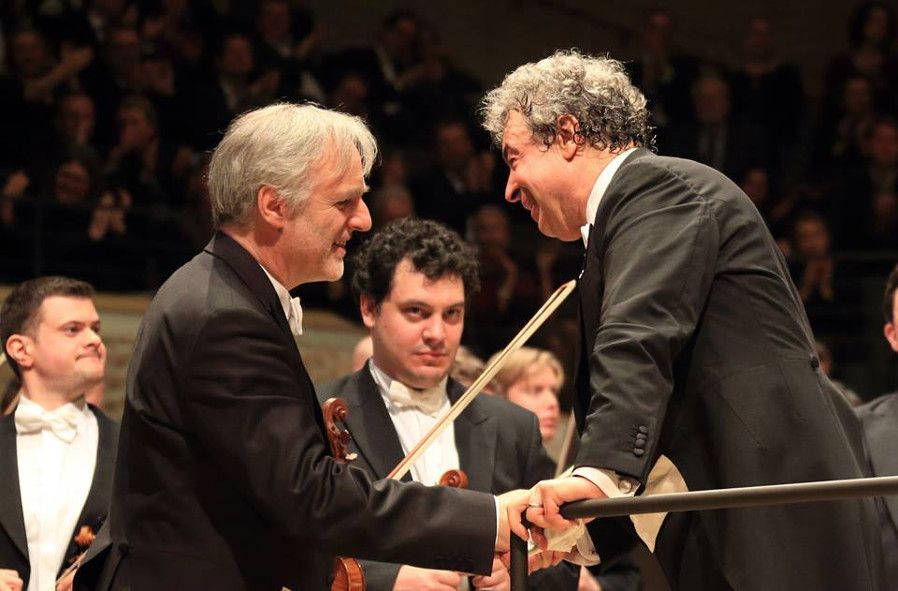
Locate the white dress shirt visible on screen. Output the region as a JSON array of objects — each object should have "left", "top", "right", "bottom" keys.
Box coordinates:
[
  {"left": 260, "top": 265, "right": 303, "bottom": 337},
  {"left": 15, "top": 395, "right": 98, "bottom": 591},
  {"left": 368, "top": 362, "right": 460, "bottom": 486}
]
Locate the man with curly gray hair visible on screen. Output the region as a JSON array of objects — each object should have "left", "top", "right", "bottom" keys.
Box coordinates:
[{"left": 486, "top": 51, "right": 883, "bottom": 590}]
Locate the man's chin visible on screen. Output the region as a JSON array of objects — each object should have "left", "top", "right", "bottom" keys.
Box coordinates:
[{"left": 322, "top": 260, "right": 345, "bottom": 283}]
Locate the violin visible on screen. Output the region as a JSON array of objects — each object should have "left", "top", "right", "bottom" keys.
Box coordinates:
[
  {"left": 322, "top": 399, "right": 469, "bottom": 591},
  {"left": 323, "top": 398, "right": 366, "bottom": 591}
]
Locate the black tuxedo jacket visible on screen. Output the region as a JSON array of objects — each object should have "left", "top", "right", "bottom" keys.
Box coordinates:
[
  {"left": 574, "top": 149, "right": 882, "bottom": 590},
  {"left": 856, "top": 392, "right": 898, "bottom": 586},
  {"left": 81, "top": 232, "right": 496, "bottom": 591},
  {"left": 0, "top": 405, "right": 118, "bottom": 586},
  {"left": 317, "top": 368, "right": 577, "bottom": 590}
]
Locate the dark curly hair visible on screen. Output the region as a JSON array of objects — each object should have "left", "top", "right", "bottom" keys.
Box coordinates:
[{"left": 351, "top": 217, "right": 480, "bottom": 308}]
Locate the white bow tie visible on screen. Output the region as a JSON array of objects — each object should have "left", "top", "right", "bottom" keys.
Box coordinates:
[
  {"left": 15, "top": 402, "right": 82, "bottom": 443},
  {"left": 387, "top": 380, "right": 446, "bottom": 416},
  {"left": 287, "top": 296, "right": 303, "bottom": 336}
]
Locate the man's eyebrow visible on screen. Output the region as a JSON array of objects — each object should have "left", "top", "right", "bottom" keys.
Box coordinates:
[{"left": 502, "top": 145, "right": 511, "bottom": 165}]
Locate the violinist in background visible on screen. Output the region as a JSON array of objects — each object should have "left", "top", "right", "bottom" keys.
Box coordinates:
[
  {"left": 0, "top": 277, "right": 119, "bottom": 591},
  {"left": 74, "top": 104, "right": 532, "bottom": 591},
  {"left": 318, "top": 218, "right": 579, "bottom": 591},
  {"left": 488, "top": 347, "right": 642, "bottom": 591}
]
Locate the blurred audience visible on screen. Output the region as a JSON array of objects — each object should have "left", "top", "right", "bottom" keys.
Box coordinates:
[
  {"left": 628, "top": 9, "right": 698, "bottom": 132},
  {"left": 464, "top": 205, "right": 542, "bottom": 359},
  {"left": 662, "top": 72, "right": 764, "bottom": 179},
  {"left": 0, "top": 1, "right": 896, "bottom": 406}
]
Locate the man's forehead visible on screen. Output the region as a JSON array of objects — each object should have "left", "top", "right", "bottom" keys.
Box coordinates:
[
  {"left": 501, "top": 111, "right": 534, "bottom": 156},
  {"left": 38, "top": 296, "right": 98, "bottom": 322},
  {"left": 389, "top": 262, "right": 464, "bottom": 298}
]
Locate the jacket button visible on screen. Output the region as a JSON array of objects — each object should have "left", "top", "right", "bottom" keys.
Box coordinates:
[
  {"left": 633, "top": 448, "right": 645, "bottom": 456},
  {"left": 810, "top": 355, "right": 820, "bottom": 369},
  {"left": 638, "top": 426, "right": 648, "bottom": 434}
]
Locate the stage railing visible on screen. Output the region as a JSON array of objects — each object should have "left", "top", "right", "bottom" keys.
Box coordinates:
[{"left": 509, "top": 475, "right": 898, "bottom": 590}]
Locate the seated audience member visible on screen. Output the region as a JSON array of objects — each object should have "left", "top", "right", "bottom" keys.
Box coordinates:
[
  {"left": 79, "top": 26, "right": 144, "bottom": 149},
  {"left": 106, "top": 94, "right": 193, "bottom": 210},
  {"left": 318, "top": 218, "right": 578, "bottom": 591},
  {"left": 822, "top": 1, "right": 898, "bottom": 116},
  {"left": 808, "top": 74, "right": 879, "bottom": 182},
  {"left": 0, "top": 277, "right": 118, "bottom": 591},
  {"left": 185, "top": 31, "right": 279, "bottom": 150},
  {"left": 729, "top": 16, "right": 803, "bottom": 178},
  {"left": 834, "top": 117, "right": 898, "bottom": 250},
  {"left": 138, "top": 0, "right": 218, "bottom": 75},
  {"left": 790, "top": 213, "right": 844, "bottom": 319},
  {"left": 319, "top": 9, "right": 423, "bottom": 107},
  {"left": 661, "top": 72, "right": 764, "bottom": 180},
  {"left": 326, "top": 71, "right": 371, "bottom": 121},
  {"left": 16, "top": 92, "right": 102, "bottom": 189},
  {"left": 487, "top": 346, "right": 643, "bottom": 591},
  {"left": 0, "top": 28, "right": 93, "bottom": 169},
  {"left": 251, "top": 0, "right": 325, "bottom": 103},
  {"left": 739, "top": 166, "right": 792, "bottom": 239},
  {"left": 626, "top": 9, "right": 699, "bottom": 132},
  {"left": 855, "top": 262, "right": 898, "bottom": 587},
  {"left": 464, "top": 204, "right": 543, "bottom": 359},
  {"left": 410, "top": 119, "right": 495, "bottom": 235},
  {"left": 369, "top": 185, "right": 414, "bottom": 229}
]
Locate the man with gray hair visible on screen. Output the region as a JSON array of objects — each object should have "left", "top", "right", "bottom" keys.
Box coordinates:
[
  {"left": 74, "top": 103, "right": 531, "bottom": 590},
  {"left": 483, "top": 51, "right": 882, "bottom": 589}
]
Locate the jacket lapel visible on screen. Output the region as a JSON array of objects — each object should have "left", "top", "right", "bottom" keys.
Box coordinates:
[
  {"left": 450, "top": 381, "right": 496, "bottom": 493},
  {"left": 864, "top": 395, "right": 898, "bottom": 531},
  {"left": 62, "top": 408, "right": 118, "bottom": 570},
  {"left": 0, "top": 414, "right": 29, "bottom": 562},
  {"left": 205, "top": 231, "right": 326, "bottom": 434},
  {"left": 341, "top": 366, "right": 410, "bottom": 482},
  {"left": 205, "top": 232, "right": 293, "bottom": 339}
]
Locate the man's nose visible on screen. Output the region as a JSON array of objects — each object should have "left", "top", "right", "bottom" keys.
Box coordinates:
[
  {"left": 352, "top": 199, "right": 372, "bottom": 232},
  {"left": 422, "top": 317, "right": 446, "bottom": 341},
  {"left": 504, "top": 174, "right": 520, "bottom": 203}
]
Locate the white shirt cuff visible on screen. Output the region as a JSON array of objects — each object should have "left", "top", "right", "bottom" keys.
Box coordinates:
[
  {"left": 565, "top": 467, "right": 639, "bottom": 565},
  {"left": 572, "top": 467, "right": 638, "bottom": 497}
]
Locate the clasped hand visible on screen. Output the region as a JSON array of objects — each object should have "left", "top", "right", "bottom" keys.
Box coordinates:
[{"left": 499, "top": 476, "right": 607, "bottom": 567}]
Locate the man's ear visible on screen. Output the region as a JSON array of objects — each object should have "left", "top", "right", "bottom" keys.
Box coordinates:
[
  {"left": 5, "top": 334, "right": 33, "bottom": 371},
  {"left": 359, "top": 294, "right": 378, "bottom": 329},
  {"left": 555, "top": 114, "right": 581, "bottom": 160},
  {"left": 885, "top": 321, "right": 898, "bottom": 354},
  {"left": 256, "top": 185, "right": 289, "bottom": 229}
]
